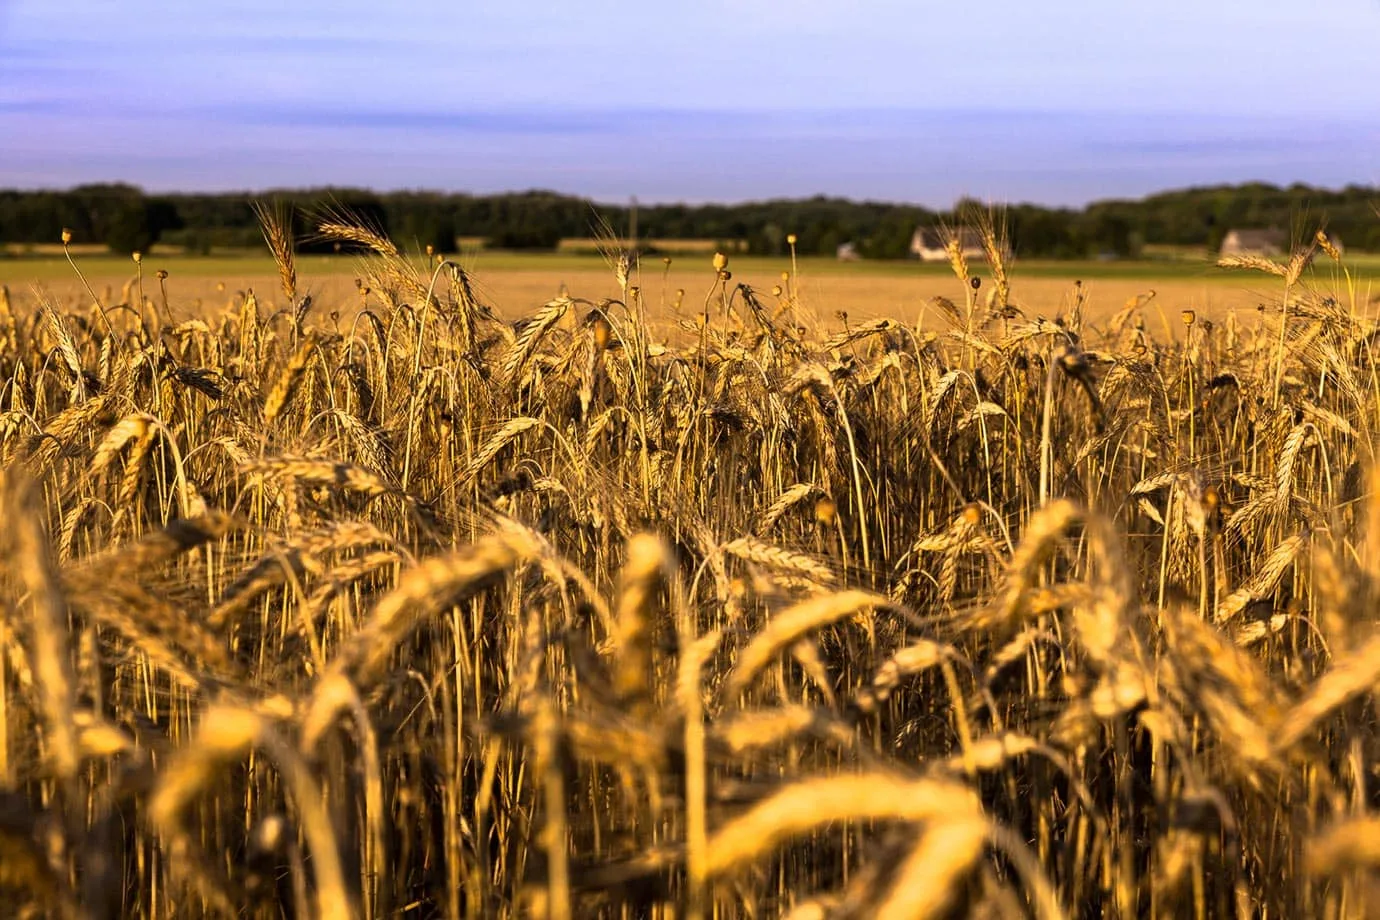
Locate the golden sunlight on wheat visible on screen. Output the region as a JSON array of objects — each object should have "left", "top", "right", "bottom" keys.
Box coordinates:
[{"left": 0, "top": 216, "right": 1378, "bottom": 918}]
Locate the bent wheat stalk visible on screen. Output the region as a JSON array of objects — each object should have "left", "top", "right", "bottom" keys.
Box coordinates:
[
  {"left": 702, "top": 773, "right": 982, "bottom": 879},
  {"left": 724, "top": 590, "right": 895, "bottom": 699},
  {"left": 151, "top": 704, "right": 356, "bottom": 919},
  {"left": 302, "top": 529, "right": 538, "bottom": 746}
]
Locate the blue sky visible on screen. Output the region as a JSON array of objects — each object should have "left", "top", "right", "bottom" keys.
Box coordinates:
[{"left": 2, "top": 0, "right": 1378, "bottom": 206}]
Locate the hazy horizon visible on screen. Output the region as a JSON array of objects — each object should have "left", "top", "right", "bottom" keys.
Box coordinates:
[
  {"left": 4, "top": 0, "right": 1379, "bottom": 208},
  {"left": 1, "top": 163, "right": 1374, "bottom": 213}
]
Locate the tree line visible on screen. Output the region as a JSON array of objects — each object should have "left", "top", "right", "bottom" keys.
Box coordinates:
[{"left": 1, "top": 181, "right": 1376, "bottom": 259}]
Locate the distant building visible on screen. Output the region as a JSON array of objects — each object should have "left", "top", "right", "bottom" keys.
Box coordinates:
[
  {"left": 1219, "top": 229, "right": 1344, "bottom": 258},
  {"left": 911, "top": 226, "right": 985, "bottom": 262},
  {"left": 1219, "top": 229, "right": 1286, "bottom": 257},
  {"left": 836, "top": 241, "right": 861, "bottom": 261}
]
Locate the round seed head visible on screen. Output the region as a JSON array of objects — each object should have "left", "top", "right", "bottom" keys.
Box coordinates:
[
  {"left": 712, "top": 252, "right": 728, "bottom": 272},
  {"left": 61, "top": 228, "right": 73, "bottom": 244},
  {"left": 253, "top": 814, "right": 287, "bottom": 852},
  {"left": 592, "top": 314, "right": 612, "bottom": 349}
]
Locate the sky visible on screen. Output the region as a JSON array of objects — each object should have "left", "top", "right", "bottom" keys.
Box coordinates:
[{"left": 2, "top": 0, "right": 1379, "bottom": 207}]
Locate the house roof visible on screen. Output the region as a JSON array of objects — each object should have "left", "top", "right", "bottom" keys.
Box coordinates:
[
  {"left": 913, "top": 227, "right": 986, "bottom": 251},
  {"left": 1223, "top": 228, "right": 1286, "bottom": 248}
]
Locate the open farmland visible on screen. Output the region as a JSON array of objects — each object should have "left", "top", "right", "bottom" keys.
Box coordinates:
[
  {"left": 3, "top": 218, "right": 1380, "bottom": 918},
  {"left": 5, "top": 248, "right": 1372, "bottom": 329}
]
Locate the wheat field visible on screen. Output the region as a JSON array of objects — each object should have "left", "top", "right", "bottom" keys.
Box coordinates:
[
  {"left": 1, "top": 217, "right": 1379, "bottom": 919},
  {"left": 7, "top": 252, "right": 1323, "bottom": 330}
]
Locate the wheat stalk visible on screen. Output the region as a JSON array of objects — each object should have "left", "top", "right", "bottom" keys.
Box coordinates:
[
  {"left": 702, "top": 774, "right": 981, "bottom": 877},
  {"left": 504, "top": 298, "right": 569, "bottom": 382},
  {"left": 722, "top": 536, "right": 834, "bottom": 585},
  {"left": 302, "top": 529, "right": 538, "bottom": 745},
  {"left": 1275, "top": 632, "right": 1380, "bottom": 753},
  {"left": 252, "top": 200, "right": 297, "bottom": 302},
  {"left": 724, "top": 590, "right": 894, "bottom": 699},
  {"left": 2, "top": 472, "right": 79, "bottom": 782},
  {"left": 611, "top": 533, "right": 671, "bottom": 715}
]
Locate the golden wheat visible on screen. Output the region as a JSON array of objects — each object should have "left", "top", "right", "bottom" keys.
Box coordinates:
[{"left": 2, "top": 213, "right": 1377, "bottom": 918}]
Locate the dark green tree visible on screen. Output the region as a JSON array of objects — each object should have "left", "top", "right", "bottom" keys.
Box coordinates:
[
  {"left": 399, "top": 212, "right": 457, "bottom": 254},
  {"left": 103, "top": 199, "right": 162, "bottom": 255},
  {"left": 487, "top": 224, "right": 562, "bottom": 250}
]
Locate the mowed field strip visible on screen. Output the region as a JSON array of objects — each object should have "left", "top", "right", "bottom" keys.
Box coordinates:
[{"left": 5, "top": 250, "right": 1375, "bottom": 329}]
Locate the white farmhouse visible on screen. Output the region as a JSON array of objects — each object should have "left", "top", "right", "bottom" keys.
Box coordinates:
[{"left": 910, "top": 226, "right": 985, "bottom": 262}]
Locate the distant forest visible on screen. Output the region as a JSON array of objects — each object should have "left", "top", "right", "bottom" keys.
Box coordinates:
[{"left": 1, "top": 182, "right": 1376, "bottom": 259}]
